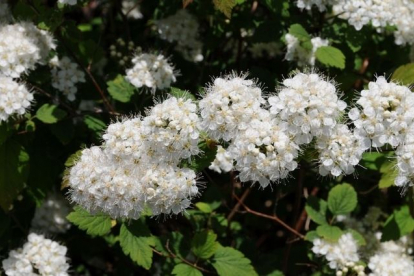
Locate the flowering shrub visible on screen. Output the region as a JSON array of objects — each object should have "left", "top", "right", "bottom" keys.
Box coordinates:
[{"left": 2, "top": 0, "right": 414, "bottom": 275}]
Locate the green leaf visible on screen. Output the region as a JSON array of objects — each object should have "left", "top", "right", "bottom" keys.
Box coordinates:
[
  {"left": 213, "top": 0, "right": 236, "bottom": 18},
  {"left": 392, "top": 63, "right": 414, "bottom": 86},
  {"left": 305, "top": 230, "right": 319, "bottom": 242},
  {"left": 315, "top": 46, "right": 346, "bottom": 69},
  {"left": 382, "top": 206, "right": 414, "bottom": 241},
  {"left": 191, "top": 230, "right": 219, "bottom": 259},
  {"left": 170, "top": 87, "right": 196, "bottom": 101},
  {"left": 316, "top": 225, "right": 343, "bottom": 242},
  {"left": 0, "top": 123, "right": 12, "bottom": 146},
  {"left": 119, "top": 220, "right": 155, "bottom": 270},
  {"left": 379, "top": 159, "right": 397, "bottom": 188},
  {"left": 361, "top": 152, "right": 387, "bottom": 170},
  {"left": 107, "top": 75, "right": 135, "bottom": 103},
  {"left": 347, "top": 229, "right": 366, "bottom": 246},
  {"left": 328, "top": 184, "right": 357, "bottom": 215},
  {"left": 36, "top": 104, "right": 67, "bottom": 124},
  {"left": 195, "top": 202, "right": 213, "bottom": 213},
  {"left": 0, "top": 140, "right": 30, "bottom": 211},
  {"left": 65, "top": 150, "right": 83, "bottom": 167},
  {"left": 84, "top": 115, "right": 106, "bottom": 139},
  {"left": 50, "top": 120, "right": 75, "bottom": 145},
  {"left": 67, "top": 206, "right": 112, "bottom": 236},
  {"left": 172, "top": 264, "right": 203, "bottom": 276},
  {"left": 211, "top": 246, "right": 258, "bottom": 276},
  {"left": 305, "top": 196, "right": 328, "bottom": 225},
  {"left": 288, "top": 24, "right": 310, "bottom": 42}
]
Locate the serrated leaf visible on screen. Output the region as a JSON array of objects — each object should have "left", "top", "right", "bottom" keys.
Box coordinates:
[
  {"left": 315, "top": 46, "right": 345, "bottom": 69},
  {"left": 107, "top": 75, "right": 135, "bottom": 103},
  {"left": 67, "top": 206, "right": 112, "bottom": 236},
  {"left": 84, "top": 115, "right": 106, "bottom": 139},
  {"left": 305, "top": 230, "right": 319, "bottom": 242},
  {"left": 172, "top": 264, "right": 203, "bottom": 276},
  {"left": 213, "top": 0, "right": 236, "bottom": 18},
  {"left": 211, "top": 246, "right": 258, "bottom": 276},
  {"left": 316, "top": 225, "right": 343, "bottom": 242},
  {"left": 0, "top": 141, "right": 30, "bottom": 211},
  {"left": 170, "top": 87, "right": 196, "bottom": 101},
  {"left": 36, "top": 104, "right": 67, "bottom": 124},
  {"left": 191, "top": 230, "right": 219, "bottom": 259},
  {"left": 305, "top": 196, "right": 328, "bottom": 225},
  {"left": 379, "top": 159, "right": 397, "bottom": 188},
  {"left": 195, "top": 202, "right": 213, "bottom": 213},
  {"left": 328, "top": 184, "right": 357, "bottom": 215},
  {"left": 119, "top": 220, "right": 155, "bottom": 270},
  {"left": 392, "top": 63, "right": 414, "bottom": 86},
  {"left": 382, "top": 206, "right": 414, "bottom": 241},
  {"left": 361, "top": 152, "right": 387, "bottom": 170},
  {"left": 288, "top": 24, "right": 310, "bottom": 42},
  {"left": 65, "top": 150, "right": 82, "bottom": 167},
  {"left": 347, "top": 229, "right": 366, "bottom": 246}
]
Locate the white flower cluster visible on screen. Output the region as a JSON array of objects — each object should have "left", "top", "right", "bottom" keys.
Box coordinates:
[
  {"left": 31, "top": 194, "right": 71, "bottom": 234},
  {"left": 156, "top": 10, "right": 203, "bottom": 62},
  {"left": 49, "top": 56, "right": 86, "bottom": 101},
  {"left": 312, "top": 233, "right": 360, "bottom": 270},
  {"left": 0, "top": 76, "right": 33, "bottom": 123},
  {"left": 122, "top": 0, "right": 143, "bottom": 19},
  {"left": 296, "top": 0, "right": 332, "bottom": 12},
  {"left": 58, "top": 0, "right": 77, "bottom": 5},
  {"left": 125, "top": 53, "right": 176, "bottom": 92},
  {"left": 109, "top": 38, "right": 137, "bottom": 66},
  {"left": 285, "top": 34, "right": 329, "bottom": 67},
  {"left": 68, "top": 97, "right": 201, "bottom": 219},
  {"left": 201, "top": 74, "right": 299, "bottom": 187},
  {"left": 0, "top": 22, "right": 55, "bottom": 78},
  {"left": 2, "top": 233, "right": 69, "bottom": 276},
  {"left": 368, "top": 251, "right": 414, "bottom": 276},
  {"left": 395, "top": 128, "right": 414, "bottom": 187}
]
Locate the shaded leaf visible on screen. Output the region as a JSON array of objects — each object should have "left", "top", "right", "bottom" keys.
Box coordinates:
[
  {"left": 392, "top": 63, "right": 414, "bottom": 86},
  {"left": 36, "top": 104, "right": 67, "bottom": 124},
  {"left": 191, "top": 230, "right": 219, "bottom": 259},
  {"left": 211, "top": 246, "right": 257, "bottom": 276},
  {"left": 67, "top": 206, "right": 112, "bottom": 236},
  {"left": 328, "top": 184, "right": 357, "bottom": 215},
  {"left": 172, "top": 263, "right": 202, "bottom": 276}
]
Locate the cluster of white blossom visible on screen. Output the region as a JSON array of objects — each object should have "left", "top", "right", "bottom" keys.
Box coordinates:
[
  {"left": 122, "top": 0, "right": 143, "bottom": 19},
  {"left": 68, "top": 97, "right": 201, "bottom": 218},
  {"left": 312, "top": 233, "right": 360, "bottom": 270},
  {"left": 156, "top": 10, "right": 203, "bottom": 62},
  {"left": 49, "top": 56, "right": 85, "bottom": 101},
  {"left": 0, "top": 21, "right": 55, "bottom": 78},
  {"left": 0, "top": 77, "right": 34, "bottom": 123},
  {"left": 58, "top": 0, "right": 77, "bottom": 5},
  {"left": 31, "top": 194, "right": 71, "bottom": 234},
  {"left": 368, "top": 251, "right": 414, "bottom": 276},
  {"left": 296, "top": 0, "right": 332, "bottom": 12},
  {"left": 285, "top": 34, "right": 329, "bottom": 66},
  {"left": 249, "top": 42, "right": 282, "bottom": 58},
  {"left": 125, "top": 53, "right": 176, "bottom": 92},
  {"left": 109, "top": 38, "right": 137, "bottom": 66},
  {"left": 2, "top": 233, "right": 69, "bottom": 276}
]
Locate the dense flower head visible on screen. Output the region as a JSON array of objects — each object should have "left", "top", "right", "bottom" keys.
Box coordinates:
[
  {"left": 312, "top": 233, "right": 360, "bottom": 270},
  {"left": 368, "top": 251, "right": 414, "bottom": 276},
  {"left": 199, "top": 74, "right": 265, "bottom": 141},
  {"left": 296, "top": 0, "right": 332, "bottom": 12},
  {"left": 125, "top": 53, "right": 176, "bottom": 92},
  {"left": 349, "top": 76, "right": 414, "bottom": 148},
  {"left": 49, "top": 56, "right": 86, "bottom": 101},
  {"left": 2, "top": 233, "right": 69, "bottom": 276},
  {"left": 395, "top": 126, "right": 414, "bottom": 187},
  {"left": 269, "top": 72, "right": 347, "bottom": 145},
  {"left": 284, "top": 34, "right": 329, "bottom": 66},
  {"left": 58, "top": 0, "right": 77, "bottom": 5},
  {"left": 316, "top": 124, "right": 365, "bottom": 177},
  {"left": 0, "top": 21, "right": 56, "bottom": 78},
  {"left": 0, "top": 77, "right": 33, "bottom": 123},
  {"left": 156, "top": 9, "right": 203, "bottom": 62},
  {"left": 122, "top": 0, "right": 143, "bottom": 19},
  {"left": 69, "top": 97, "right": 201, "bottom": 219},
  {"left": 31, "top": 193, "right": 71, "bottom": 234}
]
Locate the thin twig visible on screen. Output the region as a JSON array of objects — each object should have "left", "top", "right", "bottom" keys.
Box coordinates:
[{"left": 227, "top": 188, "right": 251, "bottom": 222}]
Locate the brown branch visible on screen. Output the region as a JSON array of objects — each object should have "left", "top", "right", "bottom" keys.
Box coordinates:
[
  {"left": 232, "top": 194, "right": 305, "bottom": 239},
  {"left": 227, "top": 188, "right": 251, "bottom": 222},
  {"left": 165, "top": 240, "right": 214, "bottom": 274},
  {"left": 295, "top": 187, "right": 319, "bottom": 232}
]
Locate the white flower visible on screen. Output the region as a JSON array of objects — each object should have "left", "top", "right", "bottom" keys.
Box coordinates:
[
  {"left": 209, "top": 146, "right": 234, "bottom": 173},
  {"left": 284, "top": 34, "right": 329, "bottom": 67},
  {"left": 125, "top": 53, "right": 176, "bottom": 92},
  {"left": 58, "top": 0, "right": 77, "bottom": 5},
  {"left": 156, "top": 9, "right": 203, "bottom": 62},
  {"left": 0, "top": 22, "right": 56, "bottom": 78},
  {"left": 0, "top": 77, "right": 33, "bottom": 123},
  {"left": 2, "top": 233, "right": 69, "bottom": 276},
  {"left": 368, "top": 251, "right": 414, "bottom": 276},
  {"left": 199, "top": 74, "right": 265, "bottom": 141},
  {"left": 349, "top": 76, "right": 414, "bottom": 148},
  {"left": 312, "top": 233, "right": 360, "bottom": 270},
  {"left": 122, "top": 0, "right": 143, "bottom": 19},
  {"left": 31, "top": 193, "right": 71, "bottom": 234},
  {"left": 296, "top": 0, "right": 332, "bottom": 12},
  {"left": 269, "top": 72, "right": 347, "bottom": 145},
  {"left": 50, "top": 56, "right": 86, "bottom": 101},
  {"left": 317, "top": 124, "right": 365, "bottom": 177}
]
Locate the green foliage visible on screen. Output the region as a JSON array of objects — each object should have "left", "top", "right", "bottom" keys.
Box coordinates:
[
  {"left": 213, "top": 0, "right": 236, "bottom": 18},
  {"left": 328, "top": 184, "right": 357, "bottom": 215},
  {"left": 172, "top": 264, "right": 203, "bottom": 276},
  {"left": 36, "top": 104, "right": 67, "bottom": 124},
  {"left": 107, "top": 75, "right": 136, "bottom": 103},
  {"left": 288, "top": 24, "right": 310, "bottom": 42},
  {"left": 305, "top": 196, "right": 328, "bottom": 225},
  {"left": 382, "top": 206, "right": 414, "bottom": 241},
  {"left": 119, "top": 220, "right": 155, "bottom": 270},
  {"left": 67, "top": 206, "right": 112, "bottom": 236},
  {"left": 315, "top": 46, "right": 346, "bottom": 69},
  {"left": 191, "top": 230, "right": 219, "bottom": 259},
  {"left": 211, "top": 246, "right": 258, "bottom": 276},
  {"left": 316, "top": 225, "right": 343, "bottom": 242},
  {"left": 170, "top": 87, "right": 197, "bottom": 101},
  {"left": 392, "top": 63, "right": 414, "bottom": 86},
  {"left": 379, "top": 159, "right": 397, "bottom": 188}
]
